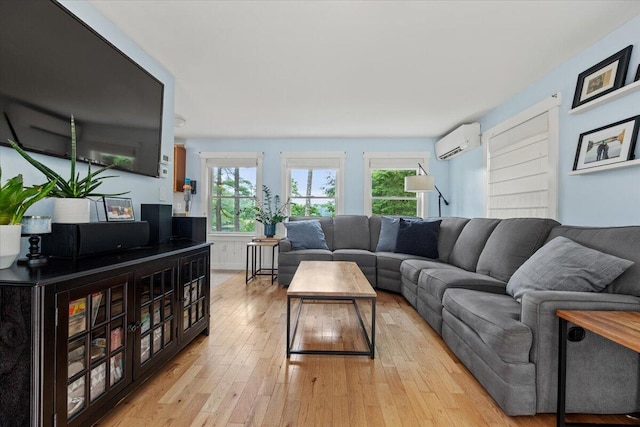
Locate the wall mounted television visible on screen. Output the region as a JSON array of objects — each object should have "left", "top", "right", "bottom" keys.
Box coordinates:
[{"left": 0, "top": 0, "right": 164, "bottom": 178}]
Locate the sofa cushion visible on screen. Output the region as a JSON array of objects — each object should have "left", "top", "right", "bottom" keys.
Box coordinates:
[
  {"left": 277, "top": 249, "right": 333, "bottom": 267},
  {"left": 418, "top": 268, "right": 507, "bottom": 304},
  {"left": 443, "top": 289, "right": 532, "bottom": 363},
  {"left": 506, "top": 236, "right": 634, "bottom": 302},
  {"left": 395, "top": 219, "right": 441, "bottom": 258},
  {"left": 333, "top": 249, "right": 377, "bottom": 267},
  {"left": 435, "top": 217, "right": 471, "bottom": 263},
  {"left": 284, "top": 220, "right": 329, "bottom": 250},
  {"left": 333, "top": 215, "right": 370, "bottom": 250},
  {"left": 476, "top": 218, "right": 560, "bottom": 282},
  {"left": 546, "top": 225, "right": 640, "bottom": 297},
  {"left": 448, "top": 218, "right": 501, "bottom": 271},
  {"left": 400, "top": 258, "right": 457, "bottom": 284}
]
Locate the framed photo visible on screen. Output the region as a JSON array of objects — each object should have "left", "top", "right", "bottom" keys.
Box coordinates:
[
  {"left": 635, "top": 64, "right": 640, "bottom": 82},
  {"left": 571, "top": 45, "right": 633, "bottom": 109},
  {"left": 103, "top": 197, "right": 135, "bottom": 221},
  {"left": 573, "top": 115, "right": 640, "bottom": 171}
]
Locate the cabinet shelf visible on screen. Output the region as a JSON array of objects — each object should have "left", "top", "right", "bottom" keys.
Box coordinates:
[{"left": 569, "top": 80, "right": 640, "bottom": 115}]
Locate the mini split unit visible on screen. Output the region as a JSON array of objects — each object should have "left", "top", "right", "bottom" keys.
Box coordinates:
[{"left": 435, "top": 122, "right": 481, "bottom": 160}]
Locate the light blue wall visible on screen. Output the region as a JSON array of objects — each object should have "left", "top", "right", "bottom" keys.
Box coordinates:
[
  {"left": 183, "top": 138, "right": 449, "bottom": 218},
  {"left": 450, "top": 13, "right": 640, "bottom": 226},
  {"left": 0, "top": 1, "right": 175, "bottom": 220}
]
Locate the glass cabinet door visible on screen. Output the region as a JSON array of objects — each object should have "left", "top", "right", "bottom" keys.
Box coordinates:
[
  {"left": 134, "top": 263, "right": 177, "bottom": 377},
  {"left": 58, "top": 275, "right": 130, "bottom": 426},
  {"left": 179, "top": 251, "right": 209, "bottom": 342}
]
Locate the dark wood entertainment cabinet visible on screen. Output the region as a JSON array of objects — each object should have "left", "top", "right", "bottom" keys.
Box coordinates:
[{"left": 0, "top": 242, "right": 211, "bottom": 427}]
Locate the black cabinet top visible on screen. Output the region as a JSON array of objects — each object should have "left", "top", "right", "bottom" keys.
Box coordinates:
[{"left": 0, "top": 241, "right": 211, "bottom": 287}]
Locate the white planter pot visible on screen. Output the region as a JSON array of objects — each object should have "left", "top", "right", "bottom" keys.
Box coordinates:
[
  {"left": 53, "top": 198, "right": 91, "bottom": 223},
  {"left": 0, "top": 224, "right": 22, "bottom": 269}
]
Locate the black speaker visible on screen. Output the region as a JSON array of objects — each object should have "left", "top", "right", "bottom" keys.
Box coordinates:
[
  {"left": 172, "top": 216, "right": 206, "bottom": 242},
  {"left": 42, "top": 222, "right": 150, "bottom": 259},
  {"left": 141, "top": 204, "right": 173, "bottom": 244}
]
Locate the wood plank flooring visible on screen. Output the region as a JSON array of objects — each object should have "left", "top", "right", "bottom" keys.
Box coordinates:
[{"left": 96, "top": 273, "right": 638, "bottom": 427}]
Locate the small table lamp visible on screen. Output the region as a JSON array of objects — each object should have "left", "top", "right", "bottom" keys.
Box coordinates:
[{"left": 18, "top": 216, "right": 52, "bottom": 267}]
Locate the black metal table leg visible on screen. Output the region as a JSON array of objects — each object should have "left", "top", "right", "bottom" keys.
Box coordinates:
[
  {"left": 558, "top": 317, "right": 568, "bottom": 427},
  {"left": 286, "top": 295, "right": 291, "bottom": 358},
  {"left": 245, "top": 244, "right": 250, "bottom": 284}
]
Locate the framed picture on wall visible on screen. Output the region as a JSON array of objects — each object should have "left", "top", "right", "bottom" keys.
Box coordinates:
[
  {"left": 103, "top": 197, "right": 135, "bottom": 221},
  {"left": 573, "top": 115, "right": 640, "bottom": 171},
  {"left": 571, "top": 45, "right": 633, "bottom": 109}
]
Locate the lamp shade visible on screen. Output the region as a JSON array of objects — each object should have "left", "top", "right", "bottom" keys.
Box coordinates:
[{"left": 404, "top": 175, "right": 435, "bottom": 192}]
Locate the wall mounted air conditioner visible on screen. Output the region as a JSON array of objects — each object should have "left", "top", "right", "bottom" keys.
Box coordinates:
[{"left": 435, "top": 122, "right": 481, "bottom": 160}]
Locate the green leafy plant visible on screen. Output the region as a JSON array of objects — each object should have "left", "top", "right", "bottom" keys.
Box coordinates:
[
  {"left": 246, "top": 185, "right": 290, "bottom": 224},
  {"left": 8, "top": 115, "right": 126, "bottom": 198},
  {"left": 0, "top": 167, "right": 56, "bottom": 225}
]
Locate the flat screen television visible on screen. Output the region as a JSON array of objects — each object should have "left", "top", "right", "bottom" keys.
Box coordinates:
[{"left": 0, "top": 0, "right": 164, "bottom": 178}]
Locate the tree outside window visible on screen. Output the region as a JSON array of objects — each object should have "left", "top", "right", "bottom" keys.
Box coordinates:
[
  {"left": 289, "top": 169, "right": 336, "bottom": 217},
  {"left": 371, "top": 169, "right": 418, "bottom": 216},
  {"left": 210, "top": 166, "right": 257, "bottom": 232}
]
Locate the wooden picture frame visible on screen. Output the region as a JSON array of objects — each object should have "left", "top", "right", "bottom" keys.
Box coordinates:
[
  {"left": 573, "top": 115, "right": 639, "bottom": 171},
  {"left": 103, "top": 197, "right": 135, "bottom": 221},
  {"left": 571, "top": 45, "right": 633, "bottom": 109}
]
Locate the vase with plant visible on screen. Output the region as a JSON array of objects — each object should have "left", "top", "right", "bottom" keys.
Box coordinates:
[
  {"left": 8, "top": 115, "right": 126, "bottom": 223},
  {"left": 0, "top": 168, "right": 56, "bottom": 268},
  {"left": 247, "top": 185, "right": 289, "bottom": 237}
]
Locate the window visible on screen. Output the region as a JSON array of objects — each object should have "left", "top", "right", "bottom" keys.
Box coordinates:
[
  {"left": 200, "top": 152, "right": 263, "bottom": 233},
  {"left": 363, "top": 153, "right": 429, "bottom": 217},
  {"left": 281, "top": 152, "right": 345, "bottom": 217},
  {"left": 484, "top": 95, "right": 560, "bottom": 219}
]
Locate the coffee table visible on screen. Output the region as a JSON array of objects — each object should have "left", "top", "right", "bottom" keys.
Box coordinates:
[{"left": 286, "top": 261, "right": 377, "bottom": 358}]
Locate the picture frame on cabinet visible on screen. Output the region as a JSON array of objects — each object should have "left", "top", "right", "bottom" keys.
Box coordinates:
[
  {"left": 573, "top": 115, "right": 639, "bottom": 172},
  {"left": 571, "top": 45, "right": 633, "bottom": 108},
  {"left": 103, "top": 197, "right": 135, "bottom": 221}
]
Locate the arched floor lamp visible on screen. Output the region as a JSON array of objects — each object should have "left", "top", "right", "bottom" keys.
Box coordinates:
[{"left": 404, "top": 163, "right": 450, "bottom": 217}]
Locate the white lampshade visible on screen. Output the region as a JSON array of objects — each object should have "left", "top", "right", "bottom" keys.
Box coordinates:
[{"left": 404, "top": 175, "right": 435, "bottom": 192}]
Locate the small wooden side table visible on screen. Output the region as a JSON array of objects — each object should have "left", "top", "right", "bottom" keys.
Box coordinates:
[
  {"left": 556, "top": 310, "right": 640, "bottom": 427},
  {"left": 245, "top": 238, "right": 280, "bottom": 284}
]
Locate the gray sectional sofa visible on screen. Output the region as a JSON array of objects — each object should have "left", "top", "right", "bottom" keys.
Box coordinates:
[{"left": 278, "top": 215, "right": 640, "bottom": 416}]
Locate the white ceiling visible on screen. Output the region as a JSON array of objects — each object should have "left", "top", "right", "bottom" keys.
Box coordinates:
[{"left": 89, "top": 0, "right": 640, "bottom": 139}]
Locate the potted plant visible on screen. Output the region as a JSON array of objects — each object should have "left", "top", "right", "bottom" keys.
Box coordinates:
[
  {"left": 8, "top": 115, "right": 125, "bottom": 223},
  {"left": 247, "top": 185, "right": 289, "bottom": 237},
  {"left": 0, "top": 168, "right": 56, "bottom": 269}
]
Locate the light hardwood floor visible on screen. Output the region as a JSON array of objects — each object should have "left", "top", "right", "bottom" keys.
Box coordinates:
[{"left": 97, "top": 273, "right": 637, "bottom": 427}]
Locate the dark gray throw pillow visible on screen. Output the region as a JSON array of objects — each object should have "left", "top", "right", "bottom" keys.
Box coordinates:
[
  {"left": 375, "top": 215, "right": 422, "bottom": 252},
  {"left": 394, "top": 218, "right": 441, "bottom": 259},
  {"left": 375, "top": 216, "right": 401, "bottom": 252},
  {"left": 284, "top": 220, "right": 329, "bottom": 250},
  {"left": 506, "top": 236, "right": 634, "bottom": 302}
]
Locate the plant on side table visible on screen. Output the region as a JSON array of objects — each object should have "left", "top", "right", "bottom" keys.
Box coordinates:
[
  {"left": 247, "top": 185, "right": 290, "bottom": 237},
  {"left": 0, "top": 168, "right": 56, "bottom": 268},
  {"left": 8, "top": 115, "right": 126, "bottom": 223}
]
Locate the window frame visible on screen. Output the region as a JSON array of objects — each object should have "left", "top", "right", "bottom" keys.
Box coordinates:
[
  {"left": 280, "top": 152, "right": 345, "bottom": 217},
  {"left": 199, "top": 151, "right": 264, "bottom": 235},
  {"left": 363, "top": 152, "right": 430, "bottom": 217}
]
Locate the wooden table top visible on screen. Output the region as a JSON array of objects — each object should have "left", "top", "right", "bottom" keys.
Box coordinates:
[
  {"left": 557, "top": 310, "right": 640, "bottom": 353},
  {"left": 246, "top": 240, "right": 280, "bottom": 248},
  {"left": 287, "top": 261, "right": 377, "bottom": 298}
]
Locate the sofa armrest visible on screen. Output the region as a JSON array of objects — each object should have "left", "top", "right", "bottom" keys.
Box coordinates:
[
  {"left": 279, "top": 239, "right": 292, "bottom": 253},
  {"left": 519, "top": 290, "right": 640, "bottom": 411},
  {"left": 521, "top": 291, "right": 640, "bottom": 328},
  {"left": 521, "top": 291, "right": 640, "bottom": 359}
]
